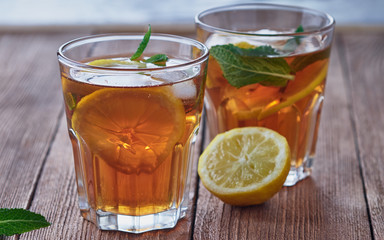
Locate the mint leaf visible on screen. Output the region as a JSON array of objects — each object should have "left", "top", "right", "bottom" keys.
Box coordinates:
[
  {"left": 210, "top": 44, "right": 294, "bottom": 88},
  {"left": 144, "top": 54, "right": 168, "bottom": 64},
  {"left": 290, "top": 47, "right": 331, "bottom": 73},
  {"left": 231, "top": 45, "right": 279, "bottom": 57},
  {"left": 283, "top": 25, "right": 304, "bottom": 52},
  {"left": 0, "top": 208, "right": 50, "bottom": 236},
  {"left": 294, "top": 25, "right": 304, "bottom": 44},
  {"left": 130, "top": 25, "right": 151, "bottom": 60},
  {"left": 296, "top": 25, "right": 304, "bottom": 32}
]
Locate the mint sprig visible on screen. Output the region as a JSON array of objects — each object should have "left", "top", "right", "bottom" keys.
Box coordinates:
[
  {"left": 210, "top": 25, "right": 329, "bottom": 88},
  {"left": 130, "top": 25, "right": 152, "bottom": 60},
  {"left": 87, "top": 25, "right": 169, "bottom": 67},
  {"left": 129, "top": 25, "right": 169, "bottom": 65},
  {"left": 144, "top": 54, "right": 168, "bottom": 64},
  {"left": 210, "top": 44, "right": 294, "bottom": 88},
  {"left": 0, "top": 208, "right": 50, "bottom": 236}
]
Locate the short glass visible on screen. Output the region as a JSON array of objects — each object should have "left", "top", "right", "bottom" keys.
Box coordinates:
[
  {"left": 196, "top": 4, "right": 335, "bottom": 186},
  {"left": 57, "top": 34, "right": 209, "bottom": 233}
]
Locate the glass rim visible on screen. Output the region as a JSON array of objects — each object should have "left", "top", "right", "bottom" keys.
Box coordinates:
[
  {"left": 57, "top": 33, "right": 210, "bottom": 72},
  {"left": 195, "top": 3, "right": 335, "bottom": 37}
]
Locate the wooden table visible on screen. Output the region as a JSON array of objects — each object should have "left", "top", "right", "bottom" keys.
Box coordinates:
[{"left": 0, "top": 28, "right": 383, "bottom": 239}]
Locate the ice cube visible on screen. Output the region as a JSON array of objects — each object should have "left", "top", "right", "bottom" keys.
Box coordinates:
[
  {"left": 151, "top": 70, "right": 197, "bottom": 99},
  {"left": 172, "top": 80, "right": 197, "bottom": 99},
  {"left": 204, "top": 32, "right": 279, "bottom": 48},
  {"left": 70, "top": 69, "right": 163, "bottom": 87},
  {"left": 87, "top": 74, "right": 163, "bottom": 87},
  {"left": 151, "top": 71, "right": 189, "bottom": 83}
]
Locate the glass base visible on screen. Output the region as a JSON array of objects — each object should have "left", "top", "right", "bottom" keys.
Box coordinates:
[
  {"left": 283, "top": 156, "right": 314, "bottom": 186},
  {"left": 80, "top": 206, "right": 187, "bottom": 234}
]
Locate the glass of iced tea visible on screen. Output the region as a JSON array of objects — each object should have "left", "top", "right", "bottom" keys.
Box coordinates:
[
  {"left": 57, "top": 33, "right": 209, "bottom": 233},
  {"left": 196, "top": 4, "right": 335, "bottom": 186}
]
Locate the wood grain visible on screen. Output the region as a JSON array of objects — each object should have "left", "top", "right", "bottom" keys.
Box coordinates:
[
  {"left": 0, "top": 33, "right": 85, "bottom": 209},
  {"left": 193, "top": 33, "right": 372, "bottom": 239},
  {"left": 340, "top": 31, "right": 384, "bottom": 240},
  {"left": 0, "top": 32, "right": 88, "bottom": 240}
]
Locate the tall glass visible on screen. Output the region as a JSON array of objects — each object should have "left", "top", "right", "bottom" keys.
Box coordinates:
[
  {"left": 57, "top": 34, "right": 209, "bottom": 233},
  {"left": 196, "top": 4, "right": 335, "bottom": 186}
]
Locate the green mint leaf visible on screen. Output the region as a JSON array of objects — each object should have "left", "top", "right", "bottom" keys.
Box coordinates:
[
  {"left": 130, "top": 25, "right": 151, "bottom": 60},
  {"left": 294, "top": 25, "right": 304, "bottom": 44},
  {"left": 210, "top": 44, "right": 294, "bottom": 88},
  {"left": 290, "top": 47, "right": 331, "bottom": 73},
  {"left": 283, "top": 25, "right": 304, "bottom": 52},
  {"left": 296, "top": 25, "right": 304, "bottom": 32},
  {"left": 231, "top": 45, "right": 280, "bottom": 57},
  {"left": 0, "top": 208, "right": 50, "bottom": 236},
  {"left": 144, "top": 54, "right": 168, "bottom": 64}
]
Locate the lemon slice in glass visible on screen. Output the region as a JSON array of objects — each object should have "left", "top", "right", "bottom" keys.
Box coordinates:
[
  {"left": 87, "top": 59, "right": 147, "bottom": 68},
  {"left": 257, "top": 63, "right": 328, "bottom": 120},
  {"left": 72, "top": 87, "right": 185, "bottom": 174},
  {"left": 198, "top": 127, "right": 290, "bottom": 205}
]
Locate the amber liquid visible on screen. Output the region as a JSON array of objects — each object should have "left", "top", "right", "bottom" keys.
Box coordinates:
[
  {"left": 205, "top": 48, "right": 330, "bottom": 168},
  {"left": 61, "top": 63, "right": 204, "bottom": 216}
]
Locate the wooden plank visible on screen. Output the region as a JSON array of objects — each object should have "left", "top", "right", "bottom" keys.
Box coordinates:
[
  {"left": 193, "top": 33, "right": 371, "bottom": 239},
  {"left": 0, "top": 33, "right": 84, "bottom": 208},
  {"left": 21, "top": 114, "right": 204, "bottom": 239},
  {"left": 0, "top": 33, "right": 90, "bottom": 240},
  {"left": 340, "top": 31, "right": 384, "bottom": 239}
]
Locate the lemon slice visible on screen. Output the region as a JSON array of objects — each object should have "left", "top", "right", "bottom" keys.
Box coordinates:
[
  {"left": 235, "top": 41, "right": 257, "bottom": 49},
  {"left": 220, "top": 42, "right": 329, "bottom": 121},
  {"left": 222, "top": 62, "right": 328, "bottom": 121},
  {"left": 198, "top": 127, "right": 290, "bottom": 206},
  {"left": 72, "top": 87, "right": 185, "bottom": 174},
  {"left": 257, "top": 64, "right": 328, "bottom": 120},
  {"left": 88, "top": 59, "right": 147, "bottom": 68}
]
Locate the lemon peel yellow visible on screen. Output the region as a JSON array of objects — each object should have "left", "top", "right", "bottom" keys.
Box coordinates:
[{"left": 198, "top": 127, "right": 290, "bottom": 206}]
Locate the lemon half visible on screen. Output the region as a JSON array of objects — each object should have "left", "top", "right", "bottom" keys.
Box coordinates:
[{"left": 198, "top": 127, "right": 290, "bottom": 206}]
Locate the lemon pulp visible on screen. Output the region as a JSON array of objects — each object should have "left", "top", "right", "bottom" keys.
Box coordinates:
[{"left": 198, "top": 127, "right": 290, "bottom": 205}]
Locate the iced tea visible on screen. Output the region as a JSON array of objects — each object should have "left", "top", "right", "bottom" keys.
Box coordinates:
[
  {"left": 196, "top": 4, "right": 335, "bottom": 186},
  {"left": 58, "top": 34, "right": 209, "bottom": 233},
  {"left": 204, "top": 44, "right": 330, "bottom": 172}
]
